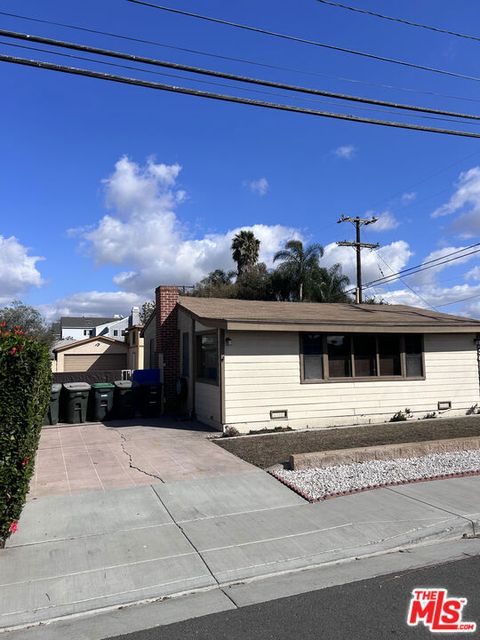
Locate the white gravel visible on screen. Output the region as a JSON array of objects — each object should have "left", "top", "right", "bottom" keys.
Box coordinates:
[{"left": 272, "top": 449, "right": 480, "bottom": 501}]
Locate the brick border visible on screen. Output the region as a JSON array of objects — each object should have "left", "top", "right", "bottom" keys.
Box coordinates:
[{"left": 269, "top": 467, "right": 480, "bottom": 503}]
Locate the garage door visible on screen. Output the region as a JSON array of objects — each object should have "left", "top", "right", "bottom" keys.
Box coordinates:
[{"left": 63, "top": 354, "right": 127, "bottom": 372}]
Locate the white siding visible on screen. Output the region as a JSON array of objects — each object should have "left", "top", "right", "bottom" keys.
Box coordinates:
[{"left": 224, "top": 331, "right": 480, "bottom": 432}]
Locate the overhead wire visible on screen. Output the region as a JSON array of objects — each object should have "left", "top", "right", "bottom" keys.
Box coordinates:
[
  {"left": 2, "top": 28, "right": 480, "bottom": 124},
  {"left": 316, "top": 0, "right": 480, "bottom": 44},
  {"left": 3, "top": 9, "right": 480, "bottom": 107},
  {"left": 3, "top": 53, "right": 480, "bottom": 139},
  {"left": 128, "top": 0, "right": 480, "bottom": 85}
]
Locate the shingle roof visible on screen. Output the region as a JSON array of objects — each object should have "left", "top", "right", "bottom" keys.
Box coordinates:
[
  {"left": 178, "top": 297, "right": 480, "bottom": 333},
  {"left": 60, "top": 316, "right": 118, "bottom": 329}
]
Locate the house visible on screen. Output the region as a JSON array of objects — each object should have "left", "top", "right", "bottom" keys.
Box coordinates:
[
  {"left": 124, "top": 306, "right": 144, "bottom": 370},
  {"left": 53, "top": 336, "right": 128, "bottom": 373},
  {"left": 154, "top": 285, "right": 480, "bottom": 432},
  {"left": 60, "top": 316, "right": 119, "bottom": 340},
  {"left": 141, "top": 306, "right": 157, "bottom": 369}
]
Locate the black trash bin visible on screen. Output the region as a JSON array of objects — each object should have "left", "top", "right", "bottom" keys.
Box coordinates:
[
  {"left": 63, "top": 383, "right": 91, "bottom": 424},
  {"left": 114, "top": 380, "right": 136, "bottom": 419},
  {"left": 43, "top": 383, "right": 62, "bottom": 426},
  {"left": 90, "top": 382, "right": 115, "bottom": 422},
  {"left": 137, "top": 383, "right": 162, "bottom": 417}
]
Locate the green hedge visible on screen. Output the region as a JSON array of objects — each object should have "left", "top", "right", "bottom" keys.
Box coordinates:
[{"left": 0, "top": 324, "right": 51, "bottom": 547}]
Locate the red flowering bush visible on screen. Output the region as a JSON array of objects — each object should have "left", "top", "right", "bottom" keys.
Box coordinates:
[{"left": 0, "top": 325, "right": 51, "bottom": 547}]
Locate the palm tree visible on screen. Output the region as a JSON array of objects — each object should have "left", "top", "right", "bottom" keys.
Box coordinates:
[
  {"left": 273, "top": 240, "right": 324, "bottom": 301},
  {"left": 315, "top": 264, "right": 351, "bottom": 302},
  {"left": 231, "top": 230, "right": 260, "bottom": 276}
]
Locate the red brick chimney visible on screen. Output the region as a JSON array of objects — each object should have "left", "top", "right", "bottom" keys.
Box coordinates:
[{"left": 155, "top": 285, "right": 180, "bottom": 406}]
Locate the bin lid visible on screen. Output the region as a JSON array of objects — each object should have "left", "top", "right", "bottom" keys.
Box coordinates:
[
  {"left": 132, "top": 369, "right": 162, "bottom": 385},
  {"left": 63, "top": 382, "right": 91, "bottom": 390},
  {"left": 51, "top": 384, "right": 62, "bottom": 392},
  {"left": 91, "top": 382, "right": 115, "bottom": 389},
  {"left": 114, "top": 380, "right": 132, "bottom": 389}
]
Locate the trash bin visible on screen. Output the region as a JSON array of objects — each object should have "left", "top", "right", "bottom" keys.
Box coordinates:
[
  {"left": 137, "top": 383, "right": 163, "bottom": 417},
  {"left": 90, "top": 382, "right": 115, "bottom": 422},
  {"left": 114, "top": 380, "right": 136, "bottom": 419},
  {"left": 43, "top": 383, "right": 62, "bottom": 426},
  {"left": 62, "top": 383, "right": 91, "bottom": 424}
]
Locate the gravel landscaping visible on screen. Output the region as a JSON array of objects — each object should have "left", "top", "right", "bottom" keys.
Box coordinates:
[{"left": 271, "top": 449, "right": 480, "bottom": 501}]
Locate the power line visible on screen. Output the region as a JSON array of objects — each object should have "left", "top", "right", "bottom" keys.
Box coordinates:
[
  {"left": 374, "top": 253, "right": 438, "bottom": 310},
  {"left": 437, "top": 291, "right": 480, "bottom": 308},
  {"left": 316, "top": 0, "right": 480, "bottom": 44},
  {"left": 337, "top": 215, "right": 379, "bottom": 303},
  {"left": 4, "top": 53, "right": 480, "bottom": 139},
  {"left": 128, "top": 0, "right": 480, "bottom": 85},
  {"left": 2, "top": 29, "right": 480, "bottom": 124},
  {"left": 3, "top": 10, "right": 480, "bottom": 107},
  {"left": 362, "top": 245, "right": 480, "bottom": 289}
]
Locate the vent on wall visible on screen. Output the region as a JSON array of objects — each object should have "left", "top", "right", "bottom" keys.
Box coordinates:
[
  {"left": 437, "top": 401, "right": 452, "bottom": 410},
  {"left": 270, "top": 409, "right": 288, "bottom": 420}
]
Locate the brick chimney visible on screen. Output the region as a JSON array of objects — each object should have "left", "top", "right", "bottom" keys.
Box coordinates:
[{"left": 155, "top": 285, "right": 180, "bottom": 405}]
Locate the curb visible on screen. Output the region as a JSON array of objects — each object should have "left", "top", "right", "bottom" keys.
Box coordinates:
[{"left": 268, "top": 468, "right": 480, "bottom": 503}]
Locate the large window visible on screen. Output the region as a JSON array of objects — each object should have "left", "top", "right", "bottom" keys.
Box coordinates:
[
  {"left": 301, "top": 333, "right": 423, "bottom": 382},
  {"left": 196, "top": 332, "right": 218, "bottom": 383}
]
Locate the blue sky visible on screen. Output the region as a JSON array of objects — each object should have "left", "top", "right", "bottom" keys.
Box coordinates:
[{"left": 1, "top": 0, "right": 480, "bottom": 318}]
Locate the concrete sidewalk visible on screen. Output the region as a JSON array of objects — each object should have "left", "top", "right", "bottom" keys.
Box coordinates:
[{"left": 1, "top": 471, "right": 479, "bottom": 632}]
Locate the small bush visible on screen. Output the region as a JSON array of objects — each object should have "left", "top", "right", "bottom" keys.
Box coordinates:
[
  {"left": 223, "top": 425, "right": 240, "bottom": 438},
  {"left": 390, "top": 408, "right": 412, "bottom": 423},
  {"left": 0, "top": 324, "right": 51, "bottom": 547}
]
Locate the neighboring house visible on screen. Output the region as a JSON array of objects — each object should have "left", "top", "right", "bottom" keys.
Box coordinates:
[
  {"left": 53, "top": 336, "right": 128, "bottom": 372},
  {"left": 125, "top": 306, "right": 144, "bottom": 370},
  {"left": 60, "top": 316, "right": 118, "bottom": 340},
  {"left": 154, "top": 285, "right": 480, "bottom": 432},
  {"left": 95, "top": 316, "right": 128, "bottom": 341},
  {"left": 141, "top": 306, "right": 157, "bottom": 369}
]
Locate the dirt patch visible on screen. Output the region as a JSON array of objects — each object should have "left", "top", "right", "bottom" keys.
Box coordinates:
[{"left": 214, "top": 416, "right": 480, "bottom": 468}]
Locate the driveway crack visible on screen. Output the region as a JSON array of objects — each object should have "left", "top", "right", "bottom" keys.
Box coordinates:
[{"left": 110, "top": 429, "right": 165, "bottom": 484}]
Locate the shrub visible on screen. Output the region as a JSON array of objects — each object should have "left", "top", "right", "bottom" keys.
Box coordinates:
[
  {"left": 390, "top": 408, "right": 412, "bottom": 422},
  {"left": 0, "top": 324, "right": 51, "bottom": 548},
  {"left": 223, "top": 425, "right": 241, "bottom": 438}
]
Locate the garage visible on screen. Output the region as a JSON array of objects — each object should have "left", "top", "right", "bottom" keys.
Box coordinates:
[{"left": 54, "top": 336, "right": 128, "bottom": 373}]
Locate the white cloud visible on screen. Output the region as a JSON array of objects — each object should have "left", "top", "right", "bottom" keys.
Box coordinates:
[
  {"left": 247, "top": 177, "right": 269, "bottom": 196},
  {"left": 334, "top": 145, "right": 356, "bottom": 159},
  {"left": 370, "top": 211, "right": 399, "bottom": 232},
  {"left": 466, "top": 266, "right": 480, "bottom": 281},
  {"left": 431, "top": 167, "right": 480, "bottom": 237},
  {"left": 40, "top": 290, "right": 144, "bottom": 321},
  {"left": 401, "top": 192, "right": 416, "bottom": 204},
  {"left": 322, "top": 240, "right": 412, "bottom": 286},
  {"left": 74, "top": 157, "right": 297, "bottom": 296},
  {"left": 0, "top": 235, "right": 44, "bottom": 303}
]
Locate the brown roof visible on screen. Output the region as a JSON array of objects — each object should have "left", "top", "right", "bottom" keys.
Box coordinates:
[{"left": 178, "top": 296, "right": 480, "bottom": 333}]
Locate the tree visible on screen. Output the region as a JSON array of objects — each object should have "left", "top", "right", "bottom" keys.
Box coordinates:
[
  {"left": 191, "top": 270, "right": 236, "bottom": 298},
  {"left": 140, "top": 300, "right": 155, "bottom": 324},
  {"left": 231, "top": 230, "right": 260, "bottom": 276},
  {"left": 0, "top": 301, "right": 55, "bottom": 347},
  {"left": 314, "top": 264, "right": 351, "bottom": 303},
  {"left": 273, "top": 240, "right": 324, "bottom": 301},
  {"left": 234, "top": 263, "right": 274, "bottom": 300}
]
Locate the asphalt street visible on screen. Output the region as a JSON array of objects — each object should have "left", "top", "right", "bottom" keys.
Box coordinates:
[{"left": 109, "top": 554, "right": 480, "bottom": 640}]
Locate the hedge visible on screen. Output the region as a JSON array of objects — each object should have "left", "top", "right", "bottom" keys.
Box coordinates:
[{"left": 0, "top": 323, "right": 51, "bottom": 547}]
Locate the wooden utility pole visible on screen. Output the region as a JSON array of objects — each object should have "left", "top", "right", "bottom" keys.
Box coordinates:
[{"left": 337, "top": 215, "right": 379, "bottom": 304}]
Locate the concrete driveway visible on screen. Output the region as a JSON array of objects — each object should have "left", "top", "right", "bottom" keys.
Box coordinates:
[{"left": 30, "top": 418, "right": 254, "bottom": 499}]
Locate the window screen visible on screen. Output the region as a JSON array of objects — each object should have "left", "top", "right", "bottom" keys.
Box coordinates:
[
  {"left": 302, "top": 334, "right": 324, "bottom": 380},
  {"left": 405, "top": 334, "right": 423, "bottom": 377},
  {"left": 327, "top": 335, "right": 352, "bottom": 378},
  {"left": 196, "top": 333, "right": 218, "bottom": 382},
  {"left": 353, "top": 334, "right": 377, "bottom": 377}
]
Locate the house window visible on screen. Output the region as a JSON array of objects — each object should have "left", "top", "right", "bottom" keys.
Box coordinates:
[
  {"left": 182, "top": 332, "right": 190, "bottom": 377},
  {"left": 113, "top": 330, "right": 118, "bottom": 336},
  {"left": 302, "top": 334, "right": 323, "bottom": 381},
  {"left": 83, "top": 329, "right": 89, "bottom": 336},
  {"left": 196, "top": 332, "right": 218, "bottom": 383},
  {"left": 131, "top": 332, "right": 136, "bottom": 346},
  {"left": 301, "top": 333, "right": 424, "bottom": 382}
]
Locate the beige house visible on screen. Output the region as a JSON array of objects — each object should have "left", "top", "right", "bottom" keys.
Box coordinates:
[
  {"left": 53, "top": 336, "right": 128, "bottom": 373},
  {"left": 125, "top": 325, "right": 144, "bottom": 371},
  {"left": 155, "top": 286, "right": 480, "bottom": 432},
  {"left": 141, "top": 309, "right": 157, "bottom": 369}
]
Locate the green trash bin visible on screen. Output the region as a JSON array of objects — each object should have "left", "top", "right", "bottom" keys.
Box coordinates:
[
  {"left": 114, "top": 380, "right": 136, "bottom": 419},
  {"left": 43, "top": 383, "right": 62, "bottom": 426},
  {"left": 63, "top": 383, "right": 91, "bottom": 424},
  {"left": 90, "top": 383, "right": 115, "bottom": 422}
]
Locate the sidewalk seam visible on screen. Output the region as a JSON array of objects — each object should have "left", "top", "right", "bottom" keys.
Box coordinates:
[
  {"left": 385, "top": 487, "right": 476, "bottom": 536},
  {"left": 148, "top": 486, "right": 239, "bottom": 609}
]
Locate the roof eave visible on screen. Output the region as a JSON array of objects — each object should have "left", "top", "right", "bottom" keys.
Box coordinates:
[{"left": 225, "top": 320, "right": 480, "bottom": 333}]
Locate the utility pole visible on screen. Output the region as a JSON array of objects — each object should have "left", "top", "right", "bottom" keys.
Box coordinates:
[{"left": 337, "top": 215, "right": 379, "bottom": 304}]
